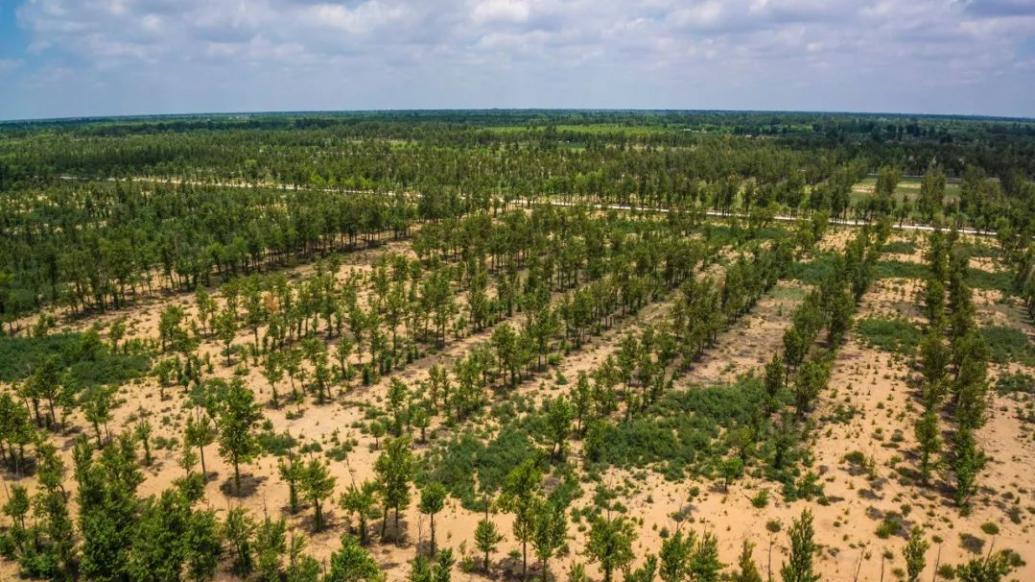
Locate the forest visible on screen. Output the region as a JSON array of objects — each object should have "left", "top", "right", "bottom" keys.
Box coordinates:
[{"left": 2, "top": 110, "right": 1035, "bottom": 582}]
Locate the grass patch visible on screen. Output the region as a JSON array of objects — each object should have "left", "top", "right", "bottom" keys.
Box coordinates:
[
  {"left": 980, "top": 326, "right": 1035, "bottom": 365},
  {"left": 856, "top": 318, "right": 922, "bottom": 355},
  {"left": 874, "top": 260, "right": 927, "bottom": 280},
  {"left": 995, "top": 372, "right": 1035, "bottom": 394},
  {"left": 967, "top": 268, "right": 1013, "bottom": 293},
  {"left": 0, "top": 332, "right": 151, "bottom": 389},
  {"left": 881, "top": 241, "right": 917, "bottom": 255},
  {"left": 788, "top": 252, "right": 838, "bottom": 286},
  {"left": 583, "top": 377, "right": 804, "bottom": 487}
]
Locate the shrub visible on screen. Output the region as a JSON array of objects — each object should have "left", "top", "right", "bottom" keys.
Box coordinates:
[{"left": 856, "top": 318, "right": 922, "bottom": 355}]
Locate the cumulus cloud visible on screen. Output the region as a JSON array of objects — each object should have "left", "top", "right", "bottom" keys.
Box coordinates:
[{"left": 2, "top": 0, "right": 1035, "bottom": 118}]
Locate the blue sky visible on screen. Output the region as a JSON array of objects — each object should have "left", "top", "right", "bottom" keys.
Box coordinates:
[{"left": 1, "top": 0, "right": 1034, "bottom": 120}]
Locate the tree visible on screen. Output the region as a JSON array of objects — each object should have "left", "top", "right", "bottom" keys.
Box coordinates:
[
  {"left": 419, "top": 482, "right": 447, "bottom": 555},
  {"left": 902, "top": 526, "right": 929, "bottom": 582},
  {"left": 409, "top": 548, "right": 454, "bottom": 582},
  {"left": 689, "top": 533, "right": 723, "bottom": 582},
  {"left": 721, "top": 456, "right": 744, "bottom": 492},
  {"left": 763, "top": 354, "right": 784, "bottom": 414},
  {"left": 659, "top": 530, "right": 693, "bottom": 582},
  {"left": 81, "top": 385, "right": 115, "bottom": 446},
  {"left": 341, "top": 480, "right": 379, "bottom": 545},
  {"left": 531, "top": 497, "right": 567, "bottom": 580},
  {"left": 474, "top": 516, "right": 503, "bottom": 572},
  {"left": 214, "top": 308, "right": 238, "bottom": 366},
  {"left": 185, "top": 412, "right": 217, "bottom": 479},
  {"left": 952, "top": 428, "right": 985, "bottom": 508},
  {"left": 541, "top": 396, "right": 573, "bottom": 459},
  {"left": 263, "top": 352, "right": 285, "bottom": 408},
  {"left": 793, "top": 357, "right": 830, "bottom": 418},
  {"left": 135, "top": 418, "right": 154, "bottom": 466},
  {"left": 586, "top": 514, "right": 636, "bottom": 582},
  {"left": 279, "top": 455, "right": 306, "bottom": 514},
  {"left": 374, "top": 436, "right": 414, "bottom": 541},
  {"left": 253, "top": 514, "right": 288, "bottom": 582},
  {"left": 224, "top": 507, "right": 256, "bottom": 576},
  {"left": 914, "top": 410, "right": 941, "bottom": 486},
  {"left": 500, "top": 459, "right": 542, "bottom": 579},
  {"left": 781, "top": 509, "right": 819, "bottom": 582},
  {"left": 732, "top": 540, "right": 763, "bottom": 582},
  {"left": 216, "top": 380, "right": 262, "bottom": 495},
  {"left": 302, "top": 457, "right": 336, "bottom": 532},
  {"left": 325, "top": 533, "right": 384, "bottom": 582},
  {"left": 955, "top": 550, "right": 1018, "bottom": 582}
]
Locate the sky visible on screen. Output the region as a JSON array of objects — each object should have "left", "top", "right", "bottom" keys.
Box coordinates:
[{"left": 1, "top": 0, "right": 1034, "bottom": 120}]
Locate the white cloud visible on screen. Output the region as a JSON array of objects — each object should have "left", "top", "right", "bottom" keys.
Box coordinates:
[{"left": 2, "top": 0, "right": 1035, "bottom": 118}]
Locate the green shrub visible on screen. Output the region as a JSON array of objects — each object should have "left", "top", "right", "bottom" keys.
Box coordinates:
[
  {"left": 0, "top": 331, "right": 151, "bottom": 388},
  {"left": 874, "top": 260, "right": 927, "bottom": 280},
  {"left": 980, "top": 326, "right": 1035, "bottom": 365},
  {"left": 995, "top": 372, "right": 1035, "bottom": 394},
  {"left": 856, "top": 318, "right": 922, "bottom": 355}
]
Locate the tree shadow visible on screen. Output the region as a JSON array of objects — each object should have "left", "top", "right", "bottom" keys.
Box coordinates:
[{"left": 220, "top": 473, "right": 267, "bottom": 497}]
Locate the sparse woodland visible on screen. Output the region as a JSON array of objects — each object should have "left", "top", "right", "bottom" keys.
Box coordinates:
[{"left": 2, "top": 111, "right": 1035, "bottom": 581}]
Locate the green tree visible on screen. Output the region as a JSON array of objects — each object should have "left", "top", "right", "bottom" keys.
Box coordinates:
[
  {"left": 780, "top": 509, "right": 819, "bottom": 582},
  {"left": 279, "top": 455, "right": 306, "bottom": 514},
  {"left": 531, "top": 497, "right": 567, "bottom": 581},
  {"left": 325, "top": 533, "right": 384, "bottom": 582},
  {"left": 500, "top": 459, "right": 542, "bottom": 579},
  {"left": 586, "top": 514, "right": 636, "bottom": 582},
  {"left": 374, "top": 436, "right": 414, "bottom": 541},
  {"left": 341, "top": 480, "right": 380, "bottom": 545},
  {"left": 216, "top": 380, "right": 263, "bottom": 495},
  {"left": 185, "top": 412, "right": 217, "bottom": 479},
  {"left": 224, "top": 507, "right": 256, "bottom": 576},
  {"left": 902, "top": 526, "right": 929, "bottom": 582},
  {"left": 474, "top": 516, "right": 504, "bottom": 572},
  {"left": 302, "top": 457, "right": 336, "bottom": 532},
  {"left": 419, "top": 482, "right": 447, "bottom": 555},
  {"left": 732, "top": 540, "right": 763, "bottom": 582}
]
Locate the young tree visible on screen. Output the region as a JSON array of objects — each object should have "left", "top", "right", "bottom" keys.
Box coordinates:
[
  {"left": 253, "top": 514, "right": 288, "bottom": 582},
  {"left": 325, "top": 533, "right": 384, "bottom": 582},
  {"left": 914, "top": 410, "right": 941, "bottom": 486},
  {"left": 586, "top": 514, "right": 636, "bottom": 582},
  {"left": 721, "top": 456, "right": 744, "bottom": 492},
  {"left": 214, "top": 308, "right": 238, "bottom": 366},
  {"left": 279, "top": 455, "right": 306, "bottom": 514},
  {"left": 419, "top": 482, "right": 447, "bottom": 555},
  {"left": 954, "top": 550, "right": 1018, "bottom": 582},
  {"left": 302, "top": 457, "right": 336, "bottom": 532},
  {"left": 374, "top": 436, "right": 414, "bottom": 541},
  {"left": 541, "top": 396, "right": 573, "bottom": 459},
  {"left": 341, "top": 480, "right": 380, "bottom": 545},
  {"left": 660, "top": 530, "right": 693, "bottom": 582},
  {"left": 500, "top": 459, "right": 542, "bottom": 579},
  {"left": 80, "top": 384, "right": 115, "bottom": 446},
  {"left": 689, "top": 532, "right": 723, "bottom": 582},
  {"left": 531, "top": 497, "right": 567, "bottom": 580},
  {"left": 186, "top": 411, "right": 217, "bottom": 479},
  {"left": 780, "top": 509, "right": 819, "bottom": 582},
  {"left": 764, "top": 354, "right": 784, "bottom": 414},
  {"left": 134, "top": 418, "right": 154, "bottom": 466},
  {"left": 732, "top": 540, "right": 763, "bottom": 582},
  {"left": 952, "top": 428, "right": 985, "bottom": 508},
  {"left": 474, "top": 515, "right": 504, "bottom": 572},
  {"left": 263, "top": 352, "right": 285, "bottom": 408},
  {"left": 224, "top": 506, "right": 256, "bottom": 576},
  {"left": 902, "top": 526, "right": 929, "bottom": 582},
  {"left": 217, "top": 380, "right": 263, "bottom": 495}
]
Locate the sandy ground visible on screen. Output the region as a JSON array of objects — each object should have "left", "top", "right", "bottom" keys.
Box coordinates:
[{"left": 3, "top": 232, "right": 1033, "bottom": 582}]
